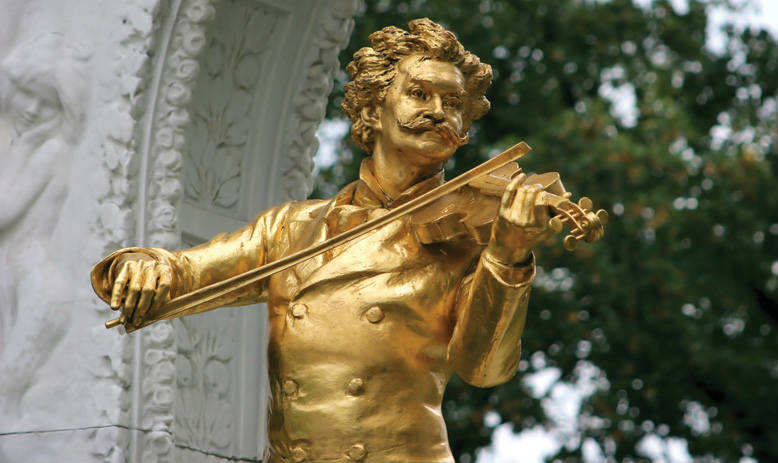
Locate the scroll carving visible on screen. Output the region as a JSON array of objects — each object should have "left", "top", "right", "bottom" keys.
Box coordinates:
[
  {"left": 90, "top": 1, "right": 167, "bottom": 461},
  {"left": 146, "top": 0, "right": 217, "bottom": 249},
  {"left": 279, "top": 0, "right": 361, "bottom": 202},
  {"left": 138, "top": 1, "right": 219, "bottom": 461},
  {"left": 173, "top": 314, "right": 237, "bottom": 451},
  {"left": 92, "top": 0, "right": 217, "bottom": 460},
  {"left": 184, "top": 0, "right": 282, "bottom": 213}
]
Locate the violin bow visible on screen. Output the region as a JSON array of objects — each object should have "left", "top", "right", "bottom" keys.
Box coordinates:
[{"left": 107, "top": 141, "right": 533, "bottom": 332}]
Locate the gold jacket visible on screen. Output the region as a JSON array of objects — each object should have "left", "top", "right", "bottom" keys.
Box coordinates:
[{"left": 92, "top": 159, "right": 535, "bottom": 462}]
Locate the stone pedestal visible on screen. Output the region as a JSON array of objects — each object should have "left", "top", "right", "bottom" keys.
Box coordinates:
[{"left": 0, "top": 1, "right": 359, "bottom": 461}]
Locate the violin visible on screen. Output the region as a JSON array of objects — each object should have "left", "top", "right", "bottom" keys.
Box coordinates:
[
  {"left": 411, "top": 161, "right": 608, "bottom": 251},
  {"left": 106, "top": 141, "right": 606, "bottom": 332}
]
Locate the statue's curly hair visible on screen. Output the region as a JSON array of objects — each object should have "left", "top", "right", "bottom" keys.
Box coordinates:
[{"left": 342, "top": 18, "right": 492, "bottom": 154}]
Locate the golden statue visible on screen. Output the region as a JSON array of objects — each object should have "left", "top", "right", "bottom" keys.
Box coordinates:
[{"left": 91, "top": 19, "right": 606, "bottom": 462}]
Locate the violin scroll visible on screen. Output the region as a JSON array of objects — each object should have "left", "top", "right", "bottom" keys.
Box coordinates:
[
  {"left": 523, "top": 172, "right": 608, "bottom": 251},
  {"left": 546, "top": 195, "right": 609, "bottom": 251}
]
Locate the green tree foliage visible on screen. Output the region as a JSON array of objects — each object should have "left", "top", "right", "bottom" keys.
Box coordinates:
[{"left": 314, "top": 0, "right": 777, "bottom": 460}]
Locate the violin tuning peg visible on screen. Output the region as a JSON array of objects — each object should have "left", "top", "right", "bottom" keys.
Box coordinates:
[
  {"left": 563, "top": 235, "right": 579, "bottom": 251},
  {"left": 548, "top": 216, "right": 564, "bottom": 233},
  {"left": 578, "top": 197, "right": 593, "bottom": 211}
]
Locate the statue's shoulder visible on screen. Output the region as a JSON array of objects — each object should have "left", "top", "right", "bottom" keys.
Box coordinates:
[
  {"left": 271, "top": 198, "right": 332, "bottom": 222},
  {"left": 269, "top": 180, "right": 359, "bottom": 225}
]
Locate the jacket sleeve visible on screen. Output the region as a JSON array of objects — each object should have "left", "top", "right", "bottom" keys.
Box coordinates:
[
  {"left": 446, "top": 250, "right": 535, "bottom": 387},
  {"left": 91, "top": 203, "right": 292, "bottom": 318}
]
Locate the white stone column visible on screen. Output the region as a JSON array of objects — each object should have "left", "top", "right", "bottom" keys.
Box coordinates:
[{"left": 0, "top": 1, "right": 360, "bottom": 461}]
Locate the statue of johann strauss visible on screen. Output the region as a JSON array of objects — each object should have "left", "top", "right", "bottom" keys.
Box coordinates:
[{"left": 92, "top": 19, "right": 554, "bottom": 462}]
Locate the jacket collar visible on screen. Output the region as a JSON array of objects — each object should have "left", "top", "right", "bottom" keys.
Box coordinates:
[{"left": 347, "top": 157, "right": 444, "bottom": 209}]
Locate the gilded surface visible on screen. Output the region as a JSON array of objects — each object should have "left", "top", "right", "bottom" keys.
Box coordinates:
[{"left": 89, "top": 19, "right": 603, "bottom": 462}]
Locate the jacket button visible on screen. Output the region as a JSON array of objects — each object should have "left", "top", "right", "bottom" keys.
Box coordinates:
[
  {"left": 365, "top": 306, "right": 384, "bottom": 323},
  {"left": 283, "top": 379, "right": 298, "bottom": 396},
  {"left": 347, "top": 443, "right": 366, "bottom": 461},
  {"left": 347, "top": 377, "right": 364, "bottom": 395},
  {"left": 290, "top": 302, "right": 308, "bottom": 319},
  {"left": 290, "top": 445, "right": 307, "bottom": 462}
]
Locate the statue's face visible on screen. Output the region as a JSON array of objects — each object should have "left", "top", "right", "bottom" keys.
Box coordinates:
[
  {"left": 8, "top": 78, "right": 60, "bottom": 136},
  {"left": 373, "top": 56, "right": 467, "bottom": 167}
]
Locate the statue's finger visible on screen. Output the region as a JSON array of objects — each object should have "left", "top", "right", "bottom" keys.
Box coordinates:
[
  {"left": 536, "top": 204, "right": 551, "bottom": 226},
  {"left": 110, "top": 264, "right": 130, "bottom": 309},
  {"left": 135, "top": 267, "right": 156, "bottom": 326},
  {"left": 501, "top": 173, "right": 525, "bottom": 211},
  {"left": 156, "top": 267, "right": 173, "bottom": 308},
  {"left": 521, "top": 185, "right": 537, "bottom": 224},
  {"left": 500, "top": 183, "right": 517, "bottom": 212},
  {"left": 123, "top": 261, "right": 143, "bottom": 318},
  {"left": 503, "top": 186, "right": 523, "bottom": 223},
  {"left": 533, "top": 187, "right": 551, "bottom": 226}
]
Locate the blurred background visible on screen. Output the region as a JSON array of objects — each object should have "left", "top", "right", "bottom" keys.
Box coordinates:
[{"left": 312, "top": 0, "right": 777, "bottom": 461}]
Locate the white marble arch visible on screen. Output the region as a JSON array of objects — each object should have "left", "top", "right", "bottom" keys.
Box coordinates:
[{"left": 0, "top": 0, "right": 360, "bottom": 461}]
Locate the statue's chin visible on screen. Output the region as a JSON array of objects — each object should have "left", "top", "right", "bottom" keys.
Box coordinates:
[{"left": 400, "top": 133, "right": 456, "bottom": 162}]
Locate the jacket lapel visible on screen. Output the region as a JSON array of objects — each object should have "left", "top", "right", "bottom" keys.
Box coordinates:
[{"left": 292, "top": 216, "right": 424, "bottom": 298}]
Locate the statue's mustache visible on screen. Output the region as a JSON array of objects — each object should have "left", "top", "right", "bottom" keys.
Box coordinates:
[{"left": 397, "top": 116, "right": 469, "bottom": 147}]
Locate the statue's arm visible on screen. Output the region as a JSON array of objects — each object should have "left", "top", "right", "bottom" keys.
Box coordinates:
[
  {"left": 446, "top": 252, "right": 535, "bottom": 387},
  {"left": 447, "top": 178, "right": 550, "bottom": 387},
  {"left": 91, "top": 203, "right": 291, "bottom": 324}
]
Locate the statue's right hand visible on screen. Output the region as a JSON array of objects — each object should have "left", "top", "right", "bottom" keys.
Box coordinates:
[{"left": 110, "top": 253, "right": 173, "bottom": 327}]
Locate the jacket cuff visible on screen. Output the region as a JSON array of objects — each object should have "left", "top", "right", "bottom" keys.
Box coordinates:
[{"left": 481, "top": 250, "right": 535, "bottom": 287}]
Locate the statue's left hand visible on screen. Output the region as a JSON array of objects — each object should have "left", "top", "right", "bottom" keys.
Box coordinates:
[{"left": 485, "top": 174, "right": 553, "bottom": 265}]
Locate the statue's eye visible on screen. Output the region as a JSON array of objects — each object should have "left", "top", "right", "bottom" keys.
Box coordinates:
[
  {"left": 410, "top": 88, "right": 427, "bottom": 100},
  {"left": 444, "top": 97, "right": 463, "bottom": 109}
]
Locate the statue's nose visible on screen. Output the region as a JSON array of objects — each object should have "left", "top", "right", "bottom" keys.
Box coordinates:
[{"left": 429, "top": 95, "right": 445, "bottom": 121}]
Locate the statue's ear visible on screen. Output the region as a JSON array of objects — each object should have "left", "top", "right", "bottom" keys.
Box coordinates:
[{"left": 360, "top": 106, "right": 382, "bottom": 133}]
